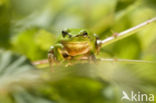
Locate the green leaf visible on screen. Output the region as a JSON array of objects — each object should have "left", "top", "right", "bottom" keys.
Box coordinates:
[
  {"left": 0, "top": 0, "right": 11, "bottom": 48},
  {"left": 0, "top": 50, "right": 38, "bottom": 90},
  {"left": 115, "top": 0, "right": 136, "bottom": 12},
  {"left": 0, "top": 50, "right": 58, "bottom": 103},
  {"left": 12, "top": 28, "right": 56, "bottom": 61}
]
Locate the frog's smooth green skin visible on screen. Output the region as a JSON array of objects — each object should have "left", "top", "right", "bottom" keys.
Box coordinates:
[{"left": 48, "top": 28, "right": 101, "bottom": 68}]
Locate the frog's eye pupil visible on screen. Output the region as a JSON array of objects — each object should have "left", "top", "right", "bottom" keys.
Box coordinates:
[
  {"left": 83, "top": 31, "right": 88, "bottom": 36},
  {"left": 62, "top": 30, "right": 68, "bottom": 37}
]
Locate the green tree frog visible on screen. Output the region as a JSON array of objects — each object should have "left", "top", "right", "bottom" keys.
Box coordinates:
[{"left": 48, "top": 28, "right": 101, "bottom": 67}]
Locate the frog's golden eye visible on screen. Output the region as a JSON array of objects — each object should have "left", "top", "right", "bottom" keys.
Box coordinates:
[{"left": 82, "top": 31, "right": 88, "bottom": 36}]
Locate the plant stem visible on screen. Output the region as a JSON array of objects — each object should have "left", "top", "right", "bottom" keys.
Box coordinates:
[
  {"left": 97, "top": 17, "right": 156, "bottom": 47},
  {"left": 99, "top": 58, "right": 156, "bottom": 64},
  {"left": 33, "top": 58, "right": 156, "bottom": 67},
  {"left": 32, "top": 59, "right": 49, "bottom": 68}
]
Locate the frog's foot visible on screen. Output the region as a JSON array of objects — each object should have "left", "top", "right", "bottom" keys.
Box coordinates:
[
  {"left": 48, "top": 53, "right": 55, "bottom": 71},
  {"left": 65, "top": 62, "right": 72, "bottom": 67},
  {"left": 63, "top": 53, "right": 72, "bottom": 60},
  {"left": 89, "top": 54, "right": 96, "bottom": 63},
  {"left": 48, "top": 47, "right": 56, "bottom": 71}
]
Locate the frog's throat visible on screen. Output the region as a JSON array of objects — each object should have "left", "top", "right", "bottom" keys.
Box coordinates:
[{"left": 62, "top": 42, "right": 91, "bottom": 56}]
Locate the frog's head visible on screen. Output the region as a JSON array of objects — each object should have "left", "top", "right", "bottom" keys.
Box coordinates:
[
  {"left": 61, "top": 28, "right": 90, "bottom": 42},
  {"left": 60, "top": 29, "right": 93, "bottom": 56}
]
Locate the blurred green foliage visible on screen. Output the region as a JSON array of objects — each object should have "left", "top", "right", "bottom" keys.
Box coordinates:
[{"left": 0, "top": 0, "right": 156, "bottom": 103}]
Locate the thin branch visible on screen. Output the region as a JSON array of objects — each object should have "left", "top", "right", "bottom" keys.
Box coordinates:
[
  {"left": 32, "top": 59, "right": 49, "bottom": 68},
  {"left": 32, "top": 59, "right": 48, "bottom": 65},
  {"left": 98, "top": 58, "right": 156, "bottom": 64},
  {"left": 98, "top": 17, "right": 156, "bottom": 47},
  {"left": 32, "top": 58, "right": 156, "bottom": 67}
]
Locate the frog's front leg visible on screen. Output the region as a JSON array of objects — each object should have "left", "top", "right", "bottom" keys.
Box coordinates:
[
  {"left": 88, "top": 50, "right": 96, "bottom": 62},
  {"left": 48, "top": 44, "right": 65, "bottom": 70},
  {"left": 48, "top": 46, "right": 55, "bottom": 68}
]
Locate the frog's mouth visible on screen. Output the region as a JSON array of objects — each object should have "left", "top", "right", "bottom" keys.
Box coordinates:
[{"left": 62, "top": 41, "right": 91, "bottom": 56}]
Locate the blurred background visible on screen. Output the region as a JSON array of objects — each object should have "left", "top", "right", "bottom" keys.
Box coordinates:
[{"left": 0, "top": 0, "right": 156, "bottom": 103}]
